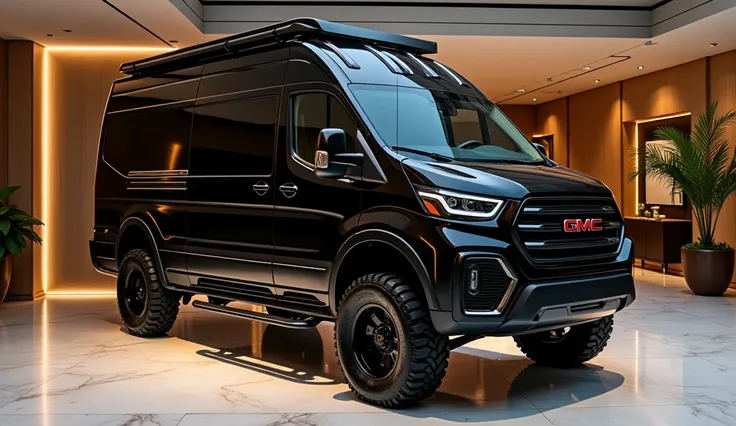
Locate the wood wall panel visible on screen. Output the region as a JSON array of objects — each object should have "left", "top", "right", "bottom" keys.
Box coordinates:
[
  {"left": 710, "top": 50, "right": 736, "bottom": 283},
  {"left": 569, "top": 83, "right": 623, "bottom": 204},
  {"left": 622, "top": 59, "right": 707, "bottom": 122},
  {"left": 0, "top": 39, "right": 7, "bottom": 190},
  {"left": 499, "top": 104, "right": 535, "bottom": 139},
  {"left": 6, "top": 42, "right": 44, "bottom": 299},
  {"left": 46, "top": 51, "right": 149, "bottom": 292},
  {"left": 534, "top": 98, "right": 568, "bottom": 166}
]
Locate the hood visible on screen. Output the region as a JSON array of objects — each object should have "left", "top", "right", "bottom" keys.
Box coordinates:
[{"left": 401, "top": 159, "right": 612, "bottom": 200}]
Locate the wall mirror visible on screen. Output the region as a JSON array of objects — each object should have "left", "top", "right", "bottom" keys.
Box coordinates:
[{"left": 644, "top": 140, "right": 684, "bottom": 206}]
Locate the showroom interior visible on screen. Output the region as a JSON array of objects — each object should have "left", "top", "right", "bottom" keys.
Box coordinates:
[{"left": 1, "top": 0, "right": 736, "bottom": 425}]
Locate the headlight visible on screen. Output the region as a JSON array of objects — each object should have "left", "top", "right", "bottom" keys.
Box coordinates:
[{"left": 416, "top": 187, "right": 505, "bottom": 219}]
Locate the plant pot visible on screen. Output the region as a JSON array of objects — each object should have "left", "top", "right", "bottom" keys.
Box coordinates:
[
  {"left": 681, "top": 247, "right": 735, "bottom": 296},
  {"left": 0, "top": 257, "right": 11, "bottom": 305}
]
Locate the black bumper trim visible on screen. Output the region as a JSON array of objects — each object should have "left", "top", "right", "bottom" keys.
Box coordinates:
[{"left": 432, "top": 271, "right": 635, "bottom": 336}]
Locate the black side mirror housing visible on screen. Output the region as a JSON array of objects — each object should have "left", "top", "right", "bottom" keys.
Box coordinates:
[
  {"left": 315, "top": 128, "right": 363, "bottom": 179},
  {"left": 533, "top": 142, "right": 548, "bottom": 158}
]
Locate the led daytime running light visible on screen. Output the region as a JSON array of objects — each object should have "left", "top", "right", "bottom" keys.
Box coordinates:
[{"left": 417, "top": 189, "right": 504, "bottom": 219}]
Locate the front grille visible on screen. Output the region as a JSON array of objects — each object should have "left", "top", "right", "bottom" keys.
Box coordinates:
[
  {"left": 514, "top": 197, "right": 623, "bottom": 263},
  {"left": 462, "top": 258, "right": 515, "bottom": 314}
]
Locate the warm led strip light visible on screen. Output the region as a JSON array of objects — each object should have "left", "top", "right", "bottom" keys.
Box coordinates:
[{"left": 41, "top": 46, "right": 175, "bottom": 296}]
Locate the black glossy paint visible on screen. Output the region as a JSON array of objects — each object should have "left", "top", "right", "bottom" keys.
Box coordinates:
[{"left": 91, "top": 21, "right": 634, "bottom": 336}]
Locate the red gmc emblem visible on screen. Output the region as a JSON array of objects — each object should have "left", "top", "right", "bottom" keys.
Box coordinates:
[{"left": 564, "top": 218, "right": 603, "bottom": 232}]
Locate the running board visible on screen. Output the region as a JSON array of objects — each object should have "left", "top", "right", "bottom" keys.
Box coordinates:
[{"left": 191, "top": 300, "right": 320, "bottom": 329}]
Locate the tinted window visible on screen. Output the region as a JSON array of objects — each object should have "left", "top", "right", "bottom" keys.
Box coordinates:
[
  {"left": 350, "top": 84, "right": 544, "bottom": 164},
  {"left": 190, "top": 96, "right": 278, "bottom": 176},
  {"left": 103, "top": 107, "right": 192, "bottom": 174},
  {"left": 292, "top": 93, "right": 356, "bottom": 165}
]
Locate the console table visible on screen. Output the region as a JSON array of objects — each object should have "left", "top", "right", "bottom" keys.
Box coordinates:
[{"left": 624, "top": 217, "right": 692, "bottom": 274}]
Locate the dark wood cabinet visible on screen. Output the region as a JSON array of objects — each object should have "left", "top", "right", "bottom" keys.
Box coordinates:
[{"left": 624, "top": 217, "right": 692, "bottom": 273}]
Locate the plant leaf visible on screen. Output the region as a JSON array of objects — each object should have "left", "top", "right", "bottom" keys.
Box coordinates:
[
  {"left": 0, "top": 245, "right": 5, "bottom": 259},
  {"left": 4, "top": 237, "right": 20, "bottom": 257},
  {"left": 0, "top": 206, "right": 10, "bottom": 217},
  {"left": 0, "top": 219, "right": 9, "bottom": 236},
  {"left": 0, "top": 186, "right": 20, "bottom": 202}
]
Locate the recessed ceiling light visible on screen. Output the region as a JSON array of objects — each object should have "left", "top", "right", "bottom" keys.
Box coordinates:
[
  {"left": 169, "top": 40, "right": 178, "bottom": 43},
  {"left": 710, "top": 43, "right": 718, "bottom": 47},
  {"left": 517, "top": 89, "right": 526, "bottom": 92},
  {"left": 644, "top": 41, "right": 657, "bottom": 46},
  {"left": 583, "top": 66, "right": 592, "bottom": 70},
  {"left": 594, "top": 79, "right": 601, "bottom": 83},
  {"left": 532, "top": 98, "right": 537, "bottom": 102},
  {"left": 46, "top": 34, "right": 53, "bottom": 37},
  {"left": 637, "top": 66, "right": 644, "bottom": 70},
  {"left": 62, "top": 29, "right": 72, "bottom": 33}
]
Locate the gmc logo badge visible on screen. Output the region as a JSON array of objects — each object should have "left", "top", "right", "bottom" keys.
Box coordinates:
[{"left": 564, "top": 218, "right": 603, "bottom": 232}]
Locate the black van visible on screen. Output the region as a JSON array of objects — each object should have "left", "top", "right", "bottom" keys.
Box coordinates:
[{"left": 90, "top": 18, "right": 635, "bottom": 408}]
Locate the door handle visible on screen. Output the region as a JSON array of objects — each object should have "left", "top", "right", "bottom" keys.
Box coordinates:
[
  {"left": 253, "top": 181, "right": 269, "bottom": 196},
  {"left": 279, "top": 182, "right": 298, "bottom": 198}
]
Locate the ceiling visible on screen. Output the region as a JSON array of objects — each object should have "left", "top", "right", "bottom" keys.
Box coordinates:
[
  {"left": 0, "top": 0, "right": 733, "bottom": 104},
  {"left": 202, "top": 0, "right": 662, "bottom": 6}
]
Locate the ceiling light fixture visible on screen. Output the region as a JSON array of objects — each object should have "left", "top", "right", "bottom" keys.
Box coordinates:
[
  {"left": 517, "top": 89, "right": 526, "bottom": 92},
  {"left": 46, "top": 34, "right": 53, "bottom": 37},
  {"left": 62, "top": 29, "right": 72, "bottom": 33},
  {"left": 532, "top": 98, "right": 537, "bottom": 102},
  {"left": 637, "top": 66, "right": 644, "bottom": 70},
  {"left": 169, "top": 40, "right": 178, "bottom": 44},
  {"left": 583, "top": 66, "right": 591, "bottom": 70},
  {"left": 710, "top": 43, "right": 718, "bottom": 47},
  {"left": 594, "top": 79, "right": 601, "bottom": 83}
]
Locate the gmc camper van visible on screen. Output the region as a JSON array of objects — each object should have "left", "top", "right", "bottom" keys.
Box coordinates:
[{"left": 90, "top": 18, "right": 635, "bottom": 408}]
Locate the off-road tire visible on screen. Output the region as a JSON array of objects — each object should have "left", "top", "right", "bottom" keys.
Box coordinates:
[
  {"left": 117, "top": 249, "right": 180, "bottom": 337},
  {"left": 335, "top": 273, "right": 449, "bottom": 408},
  {"left": 513, "top": 315, "right": 614, "bottom": 368}
]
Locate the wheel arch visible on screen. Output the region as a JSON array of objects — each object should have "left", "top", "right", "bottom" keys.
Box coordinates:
[
  {"left": 329, "top": 229, "right": 438, "bottom": 315},
  {"left": 116, "top": 216, "right": 170, "bottom": 287}
]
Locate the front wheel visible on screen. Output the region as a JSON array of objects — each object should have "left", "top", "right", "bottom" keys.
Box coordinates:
[
  {"left": 513, "top": 315, "right": 614, "bottom": 368},
  {"left": 335, "top": 273, "right": 449, "bottom": 408}
]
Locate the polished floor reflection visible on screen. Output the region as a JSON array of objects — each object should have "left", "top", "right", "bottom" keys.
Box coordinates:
[{"left": 1, "top": 269, "right": 735, "bottom": 425}]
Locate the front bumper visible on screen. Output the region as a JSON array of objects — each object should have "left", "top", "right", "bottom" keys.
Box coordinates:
[{"left": 430, "top": 271, "right": 635, "bottom": 336}]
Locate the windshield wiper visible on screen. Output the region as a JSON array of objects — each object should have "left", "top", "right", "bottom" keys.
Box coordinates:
[
  {"left": 468, "top": 158, "right": 547, "bottom": 165},
  {"left": 391, "top": 146, "right": 454, "bottom": 162}
]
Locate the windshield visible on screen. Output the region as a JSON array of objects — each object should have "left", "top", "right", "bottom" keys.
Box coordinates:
[{"left": 349, "top": 84, "right": 544, "bottom": 163}]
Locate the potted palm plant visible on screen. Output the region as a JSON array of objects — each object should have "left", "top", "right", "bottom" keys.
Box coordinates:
[
  {"left": 632, "top": 101, "right": 736, "bottom": 296},
  {"left": 0, "top": 186, "right": 43, "bottom": 305}
]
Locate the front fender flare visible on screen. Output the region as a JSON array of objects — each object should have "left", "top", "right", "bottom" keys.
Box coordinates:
[{"left": 329, "top": 229, "right": 438, "bottom": 315}]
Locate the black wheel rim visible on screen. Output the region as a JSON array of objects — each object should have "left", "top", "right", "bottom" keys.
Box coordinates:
[
  {"left": 124, "top": 269, "right": 147, "bottom": 317},
  {"left": 353, "top": 304, "right": 399, "bottom": 379},
  {"left": 538, "top": 326, "right": 571, "bottom": 344}
]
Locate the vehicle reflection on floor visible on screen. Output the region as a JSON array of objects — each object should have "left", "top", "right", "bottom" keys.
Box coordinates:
[{"left": 169, "top": 300, "right": 624, "bottom": 409}]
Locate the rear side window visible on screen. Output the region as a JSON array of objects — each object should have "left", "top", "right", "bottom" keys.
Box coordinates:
[
  {"left": 103, "top": 107, "right": 192, "bottom": 174},
  {"left": 292, "top": 93, "right": 357, "bottom": 165},
  {"left": 189, "top": 96, "right": 278, "bottom": 176}
]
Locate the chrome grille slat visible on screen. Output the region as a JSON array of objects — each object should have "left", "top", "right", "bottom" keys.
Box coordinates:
[{"left": 514, "top": 197, "right": 624, "bottom": 263}]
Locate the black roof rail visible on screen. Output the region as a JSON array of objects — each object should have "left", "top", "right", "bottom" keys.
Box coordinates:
[{"left": 120, "top": 18, "right": 437, "bottom": 76}]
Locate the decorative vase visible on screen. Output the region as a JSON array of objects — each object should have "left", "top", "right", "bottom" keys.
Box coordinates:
[
  {"left": 0, "top": 257, "right": 11, "bottom": 305},
  {"left": 681, "top": 247, "right": 735, "bottom": 296}
]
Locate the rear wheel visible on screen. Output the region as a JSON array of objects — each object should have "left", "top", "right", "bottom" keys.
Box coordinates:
[
  {"left": 513, "top": 315, "right": 614, "bottom": 367},
  {"left": 335, "top": 273, "right": 449, "bottom": 408},
  {"left": 117, "top": 249, "right": 180, "bottom": 337}
]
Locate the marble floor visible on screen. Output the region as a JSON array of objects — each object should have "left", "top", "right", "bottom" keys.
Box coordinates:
[{"left": 1, "top": 269, "right": 735, "bottom": 426}]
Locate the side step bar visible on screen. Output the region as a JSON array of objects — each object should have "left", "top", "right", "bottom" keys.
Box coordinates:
[{"left": 191, "top": 300, "right": 320, "bottom": 329}]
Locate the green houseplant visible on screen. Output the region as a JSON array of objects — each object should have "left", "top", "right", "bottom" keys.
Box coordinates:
[
  {"left": 0, "top": 186, "right": 43, "bottom": 304},
  {"left": 631, "top": 101, "right": 736, "bottom": 295}
]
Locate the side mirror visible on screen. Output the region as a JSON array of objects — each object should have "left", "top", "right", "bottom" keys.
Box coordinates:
[
  {"left": 315, "top": 129, "right": 363, "bottom": 179},
  {"left": 533, "top": 143, "right": 548, "bottom": 158}
]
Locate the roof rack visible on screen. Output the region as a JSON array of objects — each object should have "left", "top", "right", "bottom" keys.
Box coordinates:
[{"left": 120, "top": 18, "right": 437, "bottom": 76}]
